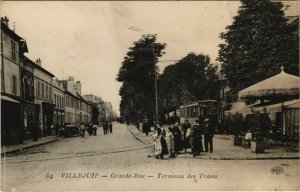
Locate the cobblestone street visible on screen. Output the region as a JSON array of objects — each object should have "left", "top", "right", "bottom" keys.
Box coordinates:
[{"left": 1, "top": 123, "right": 299, "bottom": 191}]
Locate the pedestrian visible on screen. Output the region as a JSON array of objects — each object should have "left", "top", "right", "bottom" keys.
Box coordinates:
[
  {"left": 93, "top": 123, "right": 97, "bottom": 136},
  {"left": 143, "top": 119, "right": 150, "bottom": 136},
  {"left": 192, "top": 121, "right": 202, "bottom": 157},
  {"left": 244, "top": 130, "right": 252, "bottom": 148},
  {"left": 182, "top": 118, "right": 191, "bottom": 153},
  {"left": 172, "top": 122, "right": 183, "bottom": 154},
  {"left": 103, "top": 121, "right": 108, "bottom": 135},
  {"left": 80, "top": 123, "right": 85, "bottom": 138},
  {"left": 204, "top": 118, "right": 214, "bottom": 153},
  {"left": 88, "top": 123, "right": 93, "bottom": 136},
  {"left": 161, "top": 125, "right": 167, "bottom": 137},
  {"left": 109, "top": 122, "right": 113, "bottom": 133},
  {"left": 153, "top": 128, "right": 168, "bottom": 159},
  {"left": 55, "top": 124, "right": 59, "bottom": 135},
  {"left": 50, "top": 124, "right": 55, "bottom": 135},
  {"left": 165, "top": 127, "right": 175, "bottom": 158},
  {"left": 187, "top": 125, "right": 194, "bottom": 153}
]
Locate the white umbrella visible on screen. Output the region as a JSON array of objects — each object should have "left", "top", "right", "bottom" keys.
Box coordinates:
[{"left": 239, "top": 66, "right": 299, "bottom": 99}]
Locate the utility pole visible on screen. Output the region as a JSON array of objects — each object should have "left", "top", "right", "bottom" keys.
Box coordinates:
[
  {"left": 128, "top": 27, "right": 179, "bottom": 126},
  {"left": 153, "top": 47, "right": 158, "bottom": 126}
]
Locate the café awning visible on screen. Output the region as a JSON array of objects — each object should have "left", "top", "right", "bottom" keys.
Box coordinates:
[
  {"left": 238, "top": 67, "right": 299, "bottom": 99},
  {"left": 225, "top": 99, "right": 300, "bottom": 115}
]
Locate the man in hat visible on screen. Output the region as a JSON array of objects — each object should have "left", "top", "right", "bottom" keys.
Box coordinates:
[
  {"left": 204, "top": 118, "right": 214, "bottom": 153},
  {"left": 182, "top": 118, "right": 191, "bottom": 153},
  {"left": 143, "top": 119, "right": 150, "bottom": 136}
]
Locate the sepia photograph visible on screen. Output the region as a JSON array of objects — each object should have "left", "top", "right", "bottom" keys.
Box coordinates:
[{"left": 0, "top": 0, "right": 299, "bottom": 191}]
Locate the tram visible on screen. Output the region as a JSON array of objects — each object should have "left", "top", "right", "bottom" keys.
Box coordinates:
[{"left": 179, "top": 100, "right": 225, "bottom": 124}]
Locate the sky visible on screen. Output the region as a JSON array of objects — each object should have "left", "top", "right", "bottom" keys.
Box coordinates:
[{"left": 1, "top": 1, "right": 298, "bottom": 115}]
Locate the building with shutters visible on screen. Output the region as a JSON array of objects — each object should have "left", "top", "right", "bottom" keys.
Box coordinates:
[{"left": 1, "top": 16, "right": 23, "bottom": 145}]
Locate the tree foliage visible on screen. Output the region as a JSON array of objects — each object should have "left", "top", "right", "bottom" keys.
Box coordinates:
[
  {"left": 158, "top": 53, "right": 220, "bottom": 116},
  {"left": 218, "top": 0, "right": 299, "bottom": 94},
  {"left": 117, "top": 34, "right": 166, "bottom": 123},
  {"left": 92, "top": 104, "right": 99, "bottom": 124}
]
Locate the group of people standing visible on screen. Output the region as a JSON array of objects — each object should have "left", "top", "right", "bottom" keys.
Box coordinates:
[
  {"left": 152, "top": 118, "right": 214, "bottom": 159},
  {"left": 102, "top": 121, "right": 113, "bottom": 135},
  {"left": 80, "top": 123, "right": 98, "bottom": 137},
  {"left": 79, "top": 121, "right": 113, "bottom": 137}
]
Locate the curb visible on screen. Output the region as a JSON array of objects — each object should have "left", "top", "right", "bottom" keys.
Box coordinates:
[
  {"left": 1, "top": 139, "right": 59, "bottom": 156},
  {"left": 206, "top": 156, "right": 299, "bottom": 160},
  {"left": 179, "top": 155, "right": 299, "bottom": 160},
  {"left": 127, "top": 126, "right": 149, "bottom": 145}
]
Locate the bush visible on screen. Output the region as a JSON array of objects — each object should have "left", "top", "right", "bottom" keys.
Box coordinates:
[
  {"left": 225, "top": 111, "right": 271, "bottom": 140},
  {"left": 243, "top": 112, "right": 271, "bottom": 142},
  {"left": 225, "top": 112, "right": 244, "bottom": 136}
]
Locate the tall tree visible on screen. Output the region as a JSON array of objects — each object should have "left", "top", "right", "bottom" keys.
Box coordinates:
[
  {"left": 158, "top": 53, "right": 220, "bottom": 116},
  {"left": 218, "top": 0, "right": 299, "bottom": 94},
  {"left": 117, "top": 34, "right": 166, "bottom": 123}
]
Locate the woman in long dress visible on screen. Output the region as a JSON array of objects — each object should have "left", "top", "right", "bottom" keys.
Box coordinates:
[
  {"left": 192, "top": 123, "right": 202, "bottom": 157},
  {"left": 154, "top": 128, "right": 168, "bottom": 159},
  {"left": 172, "top": 122, "right": 183, "bottom": 154},
  {"left": 165, "top": 127, "right": 175, "bottom": 158}
]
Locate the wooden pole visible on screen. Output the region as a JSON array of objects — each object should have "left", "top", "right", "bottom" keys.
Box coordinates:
[{"left": 281, "top": 100, "right": 284, "bottom": 145}]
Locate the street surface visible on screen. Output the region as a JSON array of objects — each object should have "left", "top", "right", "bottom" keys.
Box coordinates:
[{"left": 1, "top": 123, "right": 299, "bottom": 191}]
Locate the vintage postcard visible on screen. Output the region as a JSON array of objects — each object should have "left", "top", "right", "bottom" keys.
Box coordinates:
[{"left": 0, "top": 0, "right": 299, "bottom": 191}]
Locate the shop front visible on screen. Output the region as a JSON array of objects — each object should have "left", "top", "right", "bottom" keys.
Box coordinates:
[
  {"left": 42, "top": 102, "right": 55, "bottom": 136},
  {"left": 1, "top": 95, "right": 22, "bottom": 145}
]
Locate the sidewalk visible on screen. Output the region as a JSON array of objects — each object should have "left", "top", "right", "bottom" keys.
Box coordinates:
[
  {"left": 1, "top": 135, "right": 62, "bottom": 156},
  {"left": 127, "top": 125, "right": 299, "bottom": 160}
]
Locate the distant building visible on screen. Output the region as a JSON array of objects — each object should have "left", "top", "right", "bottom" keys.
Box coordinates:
[
  {"left": 33, "top": 58, "right": 55, "bottom": 136},
  {"left": 52, "top": 78, "right": 65, "bottom": 134},
  {"left": 83, "top": 94, "right": 106, "bottom": 122},
  {"left": 59, "top": 77, "right": 92, "bottom": 126},
  {"left": 104, "top": 102, "right": 113, "bottom": 121}
]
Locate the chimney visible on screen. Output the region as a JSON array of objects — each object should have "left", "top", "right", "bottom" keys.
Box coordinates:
[
  {"left": 66, "top": 76, "right": 74, "bottom": 92},
  {"left": 68, "top": 76, "right": 74, "bottom": 81},
  {"left": 1, "top": 16, "right": 9, "bottom": 26},
  {"left": 75, "top": 81, "right": 82, "bottom": 95},
  {"left": 35, "top": 58, "right": 41, "bottom": 66}
]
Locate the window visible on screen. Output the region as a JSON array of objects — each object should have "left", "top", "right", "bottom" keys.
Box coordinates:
[
  {"left": 58, "top": 96, "right": 61, "bottom": 108},
  {"left": 209, "top": 107, "right": 218, "bottom": 114},
  {"left": 11, "top": 40, "right": 16, "bottom": 61},
  {"left": 49, "top": 87, "right": 52, "bottom": 100},
  {"left": 41, "top": 83, "right": 44, "bottom": 98},
  {"left": 28, "top": 80, "right": 32, "bottom": 97},
  {"left": 11, "top": 75, "right": 17, "bottom": 95},
  {"left": 45, "top": 85, "right": 48, "bottom": 99},
  {"left": 37, "top": 82, "right": 41, "bottom": 97}
]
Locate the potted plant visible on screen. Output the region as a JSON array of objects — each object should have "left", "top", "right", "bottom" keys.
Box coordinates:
[
  {"left": 231, "top": 113, "right": 244, "bottom": 146},
  {"left": 249, "top": 112, "right": 271, "bottom": 153},
  {"left": 251, "top": 130, "right": 265, "bottom": 153}
]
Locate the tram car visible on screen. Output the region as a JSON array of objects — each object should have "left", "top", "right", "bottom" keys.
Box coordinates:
[{"left": 179, "top": 100, "right": 224, "bottom": 124}]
